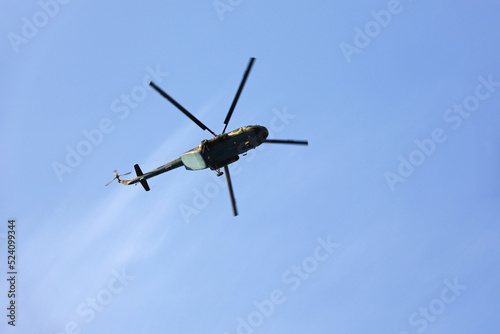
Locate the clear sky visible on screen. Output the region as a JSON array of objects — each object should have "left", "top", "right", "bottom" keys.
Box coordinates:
[{"left": 1, "top": 1, "right": 500, "bottom": 333}]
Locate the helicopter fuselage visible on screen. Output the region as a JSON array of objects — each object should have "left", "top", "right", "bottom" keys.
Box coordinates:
[
  {"left": 118, "top": 125, "right": 268, "bottom": 189},
  {"left": 182, "top": 125, "right": 268, "bottom": 171}
]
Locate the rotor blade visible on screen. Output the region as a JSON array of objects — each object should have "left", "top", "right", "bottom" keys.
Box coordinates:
[
  {"left": 264, "top": 139, "right": 308, "bottom": 145},
  {"left": 119, "top": 172, "right": 131, "bottom": 177},
  {"left": 105, "top": 177, "right": 117, "bottom": 186},
  {"left": 224, "top": 165, "right": 238, "bottom": 216},
  {"left": 222, "top": 57, "right": 255, "bottom": 133},
  {"left": 149, "top": 81, "right": 217, "bottom": 137}
]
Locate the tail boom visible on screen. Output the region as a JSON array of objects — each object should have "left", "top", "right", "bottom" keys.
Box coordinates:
[{"left": 117, "top": 158, "right": 183, "bottom": 191}]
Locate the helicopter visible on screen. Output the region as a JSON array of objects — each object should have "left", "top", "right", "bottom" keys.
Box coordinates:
[{"left": 106, "top": 57, "right": 307, "bottom": 216}]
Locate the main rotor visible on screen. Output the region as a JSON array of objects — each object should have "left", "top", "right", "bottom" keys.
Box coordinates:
[
  {"left": 149, "top": 57, "right": 255, "bottom": 138},
  {"left": 148, "top": 58, "right": 307, "bottom": 216}
]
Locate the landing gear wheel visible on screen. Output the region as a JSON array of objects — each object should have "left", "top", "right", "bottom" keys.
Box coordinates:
[{"left": 216, "top": 169, "right": 223, "bottom": 177}]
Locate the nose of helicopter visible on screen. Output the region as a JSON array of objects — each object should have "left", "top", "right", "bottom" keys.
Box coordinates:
[{"left": 255, "top": 126, "right": 269, "bottom": 144}]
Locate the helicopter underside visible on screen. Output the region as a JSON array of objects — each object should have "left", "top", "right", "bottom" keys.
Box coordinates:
[{"left": 180, "top": 125, "right": 268, "bottom": 171}]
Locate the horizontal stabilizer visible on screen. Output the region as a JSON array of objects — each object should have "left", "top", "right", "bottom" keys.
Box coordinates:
[
  {"left": 134, "top": 164, "right": 150, "bottom": 191},
  {"left": 140, "top": 179, "right": 150, "bottom": 191},
  {"left": 134, "top": 164, "right": 144, "bottom": 176}
]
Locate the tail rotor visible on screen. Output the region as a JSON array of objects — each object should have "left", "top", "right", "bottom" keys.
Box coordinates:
[{"left": 105, "top": 170, "right": 131, "bottom": 186}]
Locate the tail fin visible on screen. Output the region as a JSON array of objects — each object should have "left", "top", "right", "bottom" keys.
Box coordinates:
[{"left": 134, "top": 164, "right": 150, "bottom": 191}]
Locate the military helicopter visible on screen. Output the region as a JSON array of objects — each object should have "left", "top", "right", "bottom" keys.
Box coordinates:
[{"left": 106, "top": 57, "right": 307, "bottom": 216}]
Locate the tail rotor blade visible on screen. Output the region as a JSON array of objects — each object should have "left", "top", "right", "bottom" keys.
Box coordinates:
[
  {"left": 105, "top": 178, "right": 116, "bottom": 186},
  {"left": 106, "top": 175, "right": 118, "bottom": 186},
  {"left": 149, "top": 81, "right": 217, "bottom": 137},
  {"left": 264, "top": 139, "right": 308, "bottom": 145},
  {"left": 224, "top": 165, "right": 238, "bottom": 216},
  {"left": 106, "top": 171, "right": 131, "bottom": 186},
  {"left": 222, "top": 57, "right": 255, "bottom": 134}
]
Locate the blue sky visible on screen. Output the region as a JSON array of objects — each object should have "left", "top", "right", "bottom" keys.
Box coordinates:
[{"left": 1, "top": 1, "right": 500, "bottom": 333}]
